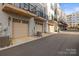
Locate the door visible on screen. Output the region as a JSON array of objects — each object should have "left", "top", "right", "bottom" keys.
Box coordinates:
[
  {"left": 49, "top": 25, "right": 54, "bottom": 32},
  {"left": 36, "top": 24, "right": 43, "bottom": 32},
  {"left": 12, "top": 18, "right": 28, "bottom": 39}
]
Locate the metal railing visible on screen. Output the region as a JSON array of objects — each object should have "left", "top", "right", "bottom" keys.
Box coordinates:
[{"left": 7, "top": 3, "right": 48, "bottom": 20}]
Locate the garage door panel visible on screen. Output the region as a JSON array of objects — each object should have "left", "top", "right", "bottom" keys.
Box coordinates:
[
  {"left": 49, "top": 25, "right": 54, "bottom": 32},
  {"left": 13, "top": 22, "right": 28, "bottom": 39}
]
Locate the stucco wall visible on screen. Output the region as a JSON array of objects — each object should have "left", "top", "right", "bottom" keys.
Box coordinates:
[
  {"left": 0, "top": 4, "right": 30, "bottom": 37},
  {"left": 0, "top": 6, "right": 9, "bottom": 36}
]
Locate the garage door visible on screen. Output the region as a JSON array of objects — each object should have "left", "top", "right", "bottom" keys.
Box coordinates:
[
  {"left": 36, "top": 24, "right": 43, "bottom": 32},
  {"left": 12, "top": 18, "right": 28, "bottom": 39},
  {"left": 49, "top": 25, "right": 54, "bottom": 32}
]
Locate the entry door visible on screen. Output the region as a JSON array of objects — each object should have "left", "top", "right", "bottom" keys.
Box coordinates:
[
  {"left": 49, "top": 25, "right": 54, "bottom": 32},
  {"left": 36, "top": 24, "right": 43, "bottom": 32}
]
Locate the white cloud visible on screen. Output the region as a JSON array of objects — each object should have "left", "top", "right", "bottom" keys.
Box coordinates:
[
  {"left": 63, "top": 7, "right": 79, "bottom": 15},
  {"left": 64, "top": 9, "right": 74, "bottom": 15},
  {"left": 61, "top": 7, "right": 79, "bottom": 15},
  {"left": 75, "top": 7, "right": 79, "bottom": 12}
]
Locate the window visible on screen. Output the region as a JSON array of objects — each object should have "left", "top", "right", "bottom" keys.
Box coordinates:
[
  {"left": 13, "top": 18, "right": 21, "bottom": 23},
  {"left": 14, "top": 4, "right": 20, "bottom": 8},
  {"left": 20, "top": 3, "right": 24, "bottom": 9},
  {"left": 24, "top": 3, "right": 29, "bottom": 10},
  {"left": 0, "top": 23, "right": 2, "bottom": 35},
  {"left": 8, "top": 17, "right": 11, "bottom": 26},
  {"left": 2, "top": 3, "right": 4, "bottom": 5},
  {"left": 22, "top": 20, "right": 28, "bottom": 24},
  {"left": 50, "top": 3, "right": 53, "bottom": 10},
  {"left": 51, "top": 14, "right": 53, "bottom": 20}
]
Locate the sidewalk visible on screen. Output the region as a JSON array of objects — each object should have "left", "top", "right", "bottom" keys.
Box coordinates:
[
  {"left": 0, "top": 32, "right": 57, "bottom": 51},
  {"left": 12, "top": 33, "right": 56, "bottom": 45},
  {"left": 60, "top": 31, "right": 79, "bottom": 34}
]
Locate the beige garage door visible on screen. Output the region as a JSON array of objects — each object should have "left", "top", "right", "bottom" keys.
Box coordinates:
[
  {"left": 36, "top": 24, "right": 43, "bottom": 32},
  {"left": 12, "top": 19, "right": 28, "bottom": 39},
  {"left": 49, "top": 25, "right": 54, "bottom": 32}
]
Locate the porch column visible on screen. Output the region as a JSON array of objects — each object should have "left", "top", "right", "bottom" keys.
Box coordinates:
[
  {"left": 45, "top": 20, "right": 48, "bottom": 33},
  {"left": 8, "top": 17, "right": 13, "bottom": 38},
  {"left": 42, "top": 22, "right": 45, "bottom": 33},
  {"left": 29, "top": 17, "right": 35, "bottom": 36}
]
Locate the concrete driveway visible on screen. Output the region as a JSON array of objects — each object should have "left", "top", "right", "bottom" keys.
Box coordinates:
[{"left": 0, "top": 33, "right": 79, "bottom": 56}]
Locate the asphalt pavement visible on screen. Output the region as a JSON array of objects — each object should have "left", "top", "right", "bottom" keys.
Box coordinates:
[{"left": 0, "top": 32, "right": 79, "bottom": 56}]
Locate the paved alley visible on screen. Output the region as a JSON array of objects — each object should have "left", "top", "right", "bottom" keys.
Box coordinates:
[{"left": 0, "top": 32, "right": 79, "bottom": 56}]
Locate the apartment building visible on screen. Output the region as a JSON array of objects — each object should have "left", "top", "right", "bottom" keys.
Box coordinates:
[
  {"left": 66, "top": 12, "right": 79, "bottom": 30},
  {"left": 54, "top": 3, "right": 68, "bottom": 31},
  {"left": 54, "top": 3, "right": 63, "bottom": 31},
  {"left": 0, "top": 3, "right": 48, "bottom": 40},
  {"left": 59, "top": 11, "right": 67, "bottom": 30}
]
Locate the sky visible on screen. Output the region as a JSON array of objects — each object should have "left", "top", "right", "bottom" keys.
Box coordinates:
[{"left": 60, "top": 3, "right": 79, "bottom": 15}]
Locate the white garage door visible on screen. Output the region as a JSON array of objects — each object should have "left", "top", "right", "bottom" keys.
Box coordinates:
[
  {"left": 49, "top": 25, "right": 54, "bottom": 32},
  {"left": 12, "top": 19, "right": 28, "bottom": 39},
  {"left": 36, "top": 24, "right": 43, "bottom": 32}
]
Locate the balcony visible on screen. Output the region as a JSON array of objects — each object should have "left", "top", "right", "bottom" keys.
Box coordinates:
[{"left": 2, "top": 3, "right": 48, "bottom": 21}]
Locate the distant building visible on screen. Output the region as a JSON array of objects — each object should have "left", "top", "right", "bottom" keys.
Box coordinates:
[
  {"left": 54, "top": 3, "right": 67, "bottom": 31},
  {"left": 66, "top": 12, "right": 79, "bottom": 30}
]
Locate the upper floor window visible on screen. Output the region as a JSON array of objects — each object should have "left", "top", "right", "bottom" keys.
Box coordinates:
[
  {"left": 22, "top": 20, "right": 28, "bottom": 24},
  {"left": 2, "top": 3, "right": 4, "bottom": 5},
  {"left": 50, "top": 3, "right": 53, "bottom": 10},
  {"left": 0, "top": 23, "right": 2, "bottom": 35},
  {"left": 13, "top": 18, "right": 21, "bottom": 23}
]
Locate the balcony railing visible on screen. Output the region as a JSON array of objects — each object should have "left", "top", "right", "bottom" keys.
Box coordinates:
[{"left": 7, "top": 3, "right": 48, "bottom": 20}]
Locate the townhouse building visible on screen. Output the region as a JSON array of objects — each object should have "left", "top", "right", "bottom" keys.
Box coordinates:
[
  {"left": 54, "top": 3, "right": 67, "bottom": 31},
  {"left": 54, "top": 3, "right": 63, "bottom": 31},
  {"left": 58, "top": 11, "right": 67, "bottom": 30},
  {"left": 0, "top": 3, "right": 48, "bottom": 41},
  {"left": 47, "top": 3, "right": 55, "bottom": 33},
  {"left": 46, "top": 3, "right": 65, "bottom": 32}
]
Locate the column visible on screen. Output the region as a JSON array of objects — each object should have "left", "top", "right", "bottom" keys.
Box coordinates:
[
  {"left": 45, "top": 20, "right": 48, "bottom": 33},
  {"left": 8, "top": 17, "right": 13, "bottom": 38},
  {"left": 29, "top": 17, "right": 35, "bottom": 36}
]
